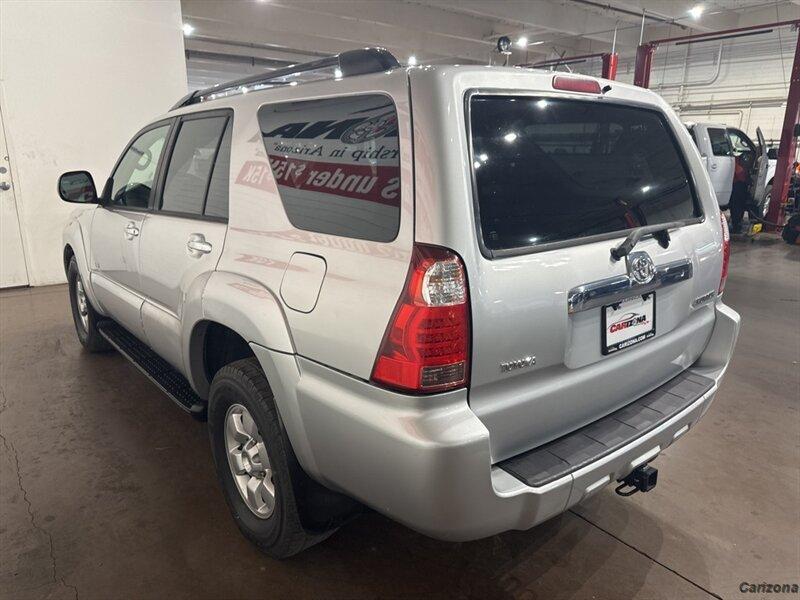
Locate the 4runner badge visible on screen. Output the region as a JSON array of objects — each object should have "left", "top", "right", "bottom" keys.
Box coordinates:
[
  {"left": 500, "top": 355, "right": 536, "bottom": 373},
  {"left": 626, "top": 251, "right": 656, "bottom": 285}
]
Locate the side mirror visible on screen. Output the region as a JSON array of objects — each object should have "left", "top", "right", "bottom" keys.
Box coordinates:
[{"left": 58, "top": 171, "right": 98, "bottom": 204}]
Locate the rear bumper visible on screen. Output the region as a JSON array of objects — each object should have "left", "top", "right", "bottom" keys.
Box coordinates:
[{"left": 252, "top": 301, "right": 740, "bottom": 542}]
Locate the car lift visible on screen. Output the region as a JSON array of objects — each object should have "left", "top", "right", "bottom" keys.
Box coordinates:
[{"left": 633, "top": 19, "right": 800, "bottom": 233}]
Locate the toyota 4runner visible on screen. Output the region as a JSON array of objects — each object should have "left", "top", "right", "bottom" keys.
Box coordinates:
[{"left": 59, "top": 48, "right": 740, "bottom": 558}]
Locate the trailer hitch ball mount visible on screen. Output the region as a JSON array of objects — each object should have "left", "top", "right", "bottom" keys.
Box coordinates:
[{"left": 615, "top": 464, "right": 658, "bottom": 497}]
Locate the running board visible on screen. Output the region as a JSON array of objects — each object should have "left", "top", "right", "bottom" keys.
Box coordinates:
[{"left": 97, "top": 321, "right": 206, "bottom": 420}]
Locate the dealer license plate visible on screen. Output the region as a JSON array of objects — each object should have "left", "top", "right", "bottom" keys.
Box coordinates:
[{"left": 602, "top": 293, "right": 656, "bottom": 355}]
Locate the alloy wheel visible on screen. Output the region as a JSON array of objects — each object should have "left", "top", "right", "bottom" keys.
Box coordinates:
[{"left": 224, "top": 404, "right": 275, "bottom": 519}]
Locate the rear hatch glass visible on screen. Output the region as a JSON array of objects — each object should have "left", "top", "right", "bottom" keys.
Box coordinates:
[{"left": 468, "top": 96, "right": 701, "bottom": 254}]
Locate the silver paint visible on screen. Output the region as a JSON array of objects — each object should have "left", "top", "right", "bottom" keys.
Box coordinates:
[{"left": 60, "top": 64, "right": 740, "bottom": 541}]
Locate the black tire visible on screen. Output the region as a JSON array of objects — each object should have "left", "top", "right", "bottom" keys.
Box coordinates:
[
  {"left": 759, "top": 185, "right": 772, "bottom": 220},
  {"left": 67, "top": 257, "right": 111, "bottom": 352},
  {"left": 208, "top": 358, "right": 334, "bottom": 558}
]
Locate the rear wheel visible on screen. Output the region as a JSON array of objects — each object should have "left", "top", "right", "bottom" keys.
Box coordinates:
[
  {"left": 208, "top": 358, "right": 334, "bottom": 558},
  {"left": 67, "top": 257, "right": 111, "bottom": 352}
]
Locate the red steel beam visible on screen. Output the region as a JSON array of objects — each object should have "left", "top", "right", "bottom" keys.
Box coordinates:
[
  {"left": 633, "top": 44, "right": 655, "bottom": 88},
  {"left": 602, "top": 53, "right": 619, "bottom": 80},
  {"left": 765, "top": 30, "right": 800, "bottom": 231},
  {"left": 633, "top": 19, "right": 800, "bottom": 89},
  {"left": 648, "top": 19, "right": 799, "bottom": 47}
]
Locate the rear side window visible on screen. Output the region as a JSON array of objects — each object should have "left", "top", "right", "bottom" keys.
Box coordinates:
[
  {"left": 204, "top": 120, "right": 233, "bottom": 218},
  {"left": 258, "top": 94, "right": 400, "bottom": 242},
  {"left": 468, "top": 96, "right": 701, "bottom": 253},
  {"left": 708, "top": 127, "right": 732, "bottom": 157},
  {"left": 161, "top": 115, "right": 230, "bottom": 217}
]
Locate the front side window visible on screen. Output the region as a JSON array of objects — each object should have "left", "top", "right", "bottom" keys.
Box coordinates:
[
  {"left": 109, "top": 125, "right": 170, "bottom": 208},
  {"left": 161, "top": 116, "right": 229, "bottom": 216},
  {"left": 258, "top": 94, "right": 401, "bottom": 242},
  {"left": 469, "top": 96, "right": 701, "bottom": 253},
  {"left": 728, "top": 129, "right": 754, "bottom": 157},
  {"left": 708, "top": 127, "right": 733, "bottom": 157}
]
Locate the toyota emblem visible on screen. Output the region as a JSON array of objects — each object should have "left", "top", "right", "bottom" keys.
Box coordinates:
[{"left": 627, "top": 252, "right": 656, "bottom": 285}]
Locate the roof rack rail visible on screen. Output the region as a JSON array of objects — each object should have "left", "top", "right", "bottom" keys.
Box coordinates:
[{"left": 171, "top": 47, "right": 400, "bottom": 110}]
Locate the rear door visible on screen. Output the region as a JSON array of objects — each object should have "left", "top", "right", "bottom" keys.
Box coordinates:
[
  {"left": 137, "top": 110, "right": 231, "bottom": 371},
  {"left": 461, "top": 93, "right": 721, "bottom": 461}
]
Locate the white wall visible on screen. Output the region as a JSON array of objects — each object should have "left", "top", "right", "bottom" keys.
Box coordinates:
[{"left": 0, "top": 0, "right": 187, "bottom": 286}]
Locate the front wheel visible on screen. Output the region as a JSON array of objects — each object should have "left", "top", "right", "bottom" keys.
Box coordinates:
[
  {"left": 67, "top": 257, "right": 111, "bottom": 352},
  {"left": 758, "top": 185, "right": 772, "bottom": 220},
  {"left": 208, "top": 358, "right": 333, "bottom": 558}
]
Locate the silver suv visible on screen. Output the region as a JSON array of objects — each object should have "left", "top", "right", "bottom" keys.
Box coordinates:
[{"left": 59, "top": 48, "right": 740, "bottom": 558}]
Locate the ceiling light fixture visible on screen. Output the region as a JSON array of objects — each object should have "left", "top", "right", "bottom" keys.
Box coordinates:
[
  {"left": 182, "top": 23, "right": 195, "bottom": 36},
  {"left": 503, "top": 132, "right": 518, "bottom": 143},
  {"left": 688, "top": 5, "right": 704, "bottom": 19},
  {"left": 334, "top": 68, "right": 343, "bottom": 79},
  {"left": 516, "top": 36, "right": 528, "bottom": 48},
  {"left": 408, "top": 55, "right": 418, "bottom": 66}
]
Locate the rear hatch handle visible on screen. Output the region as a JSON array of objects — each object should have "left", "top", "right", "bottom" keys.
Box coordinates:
[{"left": 610, "top": 221, "right": 684, "bottom": 261}]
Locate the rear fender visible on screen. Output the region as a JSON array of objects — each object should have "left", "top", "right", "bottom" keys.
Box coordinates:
[{"left": 183, "top": 271, "right": 294, "bottom": 397}]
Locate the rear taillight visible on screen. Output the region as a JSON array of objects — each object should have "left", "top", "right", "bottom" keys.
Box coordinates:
[
  {"left": 371, "top": 244, "right": 470, "bottom": 393},
  {"left": 719, "top": 212, "right": 731, "bottom": 294}
]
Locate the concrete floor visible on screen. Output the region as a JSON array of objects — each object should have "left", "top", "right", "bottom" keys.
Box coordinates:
[{"left": 1, "top": 238, "right": 798, "bottom": 600}]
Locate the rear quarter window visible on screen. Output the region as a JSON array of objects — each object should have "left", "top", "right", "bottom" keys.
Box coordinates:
[{"left": 258, "top": 94, "right": 401, "bottom": 242}]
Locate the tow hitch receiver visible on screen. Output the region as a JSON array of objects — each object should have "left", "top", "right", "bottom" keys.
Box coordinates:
[{"left": 615, "top": 464, "right": 658, "bottom": 497}]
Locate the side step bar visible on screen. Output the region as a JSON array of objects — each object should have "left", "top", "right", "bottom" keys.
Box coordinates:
[{"left": 97, "top": 321, "right": 206, "bottom": 420}]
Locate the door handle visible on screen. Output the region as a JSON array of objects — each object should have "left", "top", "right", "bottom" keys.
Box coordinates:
[
  {"left": 187, "top": 233, "right": 212, "bottom": 257},
  {"left": 124, "top": 222, "right": 139, "bottom": 240}
]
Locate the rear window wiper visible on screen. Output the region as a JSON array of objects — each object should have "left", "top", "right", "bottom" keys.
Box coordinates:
[{"left": 610, "top": 221, "right": 684, "bottom": 261}]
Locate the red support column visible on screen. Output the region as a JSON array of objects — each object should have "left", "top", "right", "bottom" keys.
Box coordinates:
[
  {"left": 765, "top": 29, "right": 800, "bottom": 232},
  {"left": 602, "top": 53, "right": 619, "bottom": 80},
  {"left": 633, "top": 44, "right": 655, "bottom": 88}
]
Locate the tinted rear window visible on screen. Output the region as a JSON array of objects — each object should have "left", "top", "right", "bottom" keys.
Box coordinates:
[
  {"left": 161, "top": 116, "right": 228, "bottom": 216},
  {"left": 469, "top": 96, "right": 701, "bottom": 253}
]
